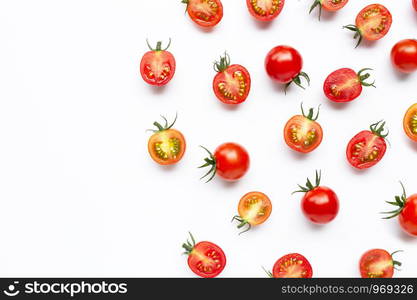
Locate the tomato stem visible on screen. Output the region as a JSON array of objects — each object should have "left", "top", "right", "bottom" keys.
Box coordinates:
[
  {"left": 213, "top": 52, "right": 231, "bottom": 73},
  {"left": 198, "top": 146, "right": 217, "bottom": 183},
  {"left": 147, "top": 113, "right": 178, "bottom": 133},
  {"left": 381, "top": 182, "right": 407, "bottom": 219},
  {"left": 262, "top": 266, "right": 273, "bottom": 278},
  {"left": 370, "top": 120, "right": 389, "bottom": 138},
  {"left": 293, "top": 170, "right": 322, "bottom": 194},
  {"left": 391, "top": 250, "right": 404, "bottom": 271},
  {"left": 300, "top": 102, "right": 321, "bottom": 121},
  {"left": 357, "top": 68, "right": 376, "bottom": 88},
  {"left": 182, "top": 232, "right": 196, "bottom": 255},
  {"left": 309, "top": 0, "right": 323, "bottom": 21},
  {"left": 146, "top": 38, "right": 172, "bottom": 51},
  {"left": 285, "top": 72, "right": 310, "bottom": 94},
  {"left": 343, "top": 25, "right": 363, "bottom": 48},
  {"left": 231, "top": 216, "right": 251, "bottom": 235}
]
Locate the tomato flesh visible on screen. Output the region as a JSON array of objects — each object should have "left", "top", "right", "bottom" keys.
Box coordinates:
[
  {"left": 322, "top": 0, "right": 348, "bottom": 11},
  {"left": 403, "top": 103, "right": 417, "bottom": 142},
  {"left": 359, "top": 249, "right": 394, "bottom": 278},
  {"left": 148, "top": 129, "right": 185, "bottom": 165},
  {"left": 238, "top": 192, "right": 272, "bottom": 226},
  {"left": 186, "top": 0, "right": 223, "bottom": 27},
  {"left": 213, "top": 64, "right": 251, "bottom": 104},
  {"left": 356, "top": 4, "right": 392, "bottom": 41},
  {"left": 391, "top": 39, "right": 417, "bottom": 74},
  {"left": 399, "top": 194, "right": 417, "bottom": 236},
  {"left": 273, "top": 253, "right": 313, "bottom": 278},
  {"left": 246, "top": 0, "right": 285, "bottom": 21},
  {"left": 346, "top": 130, "right": 386, "bottom": 169},
  {"left": 265, "top": 45, "right": 303, "bottom": 84},
  {"left": 140, "top": 50, "right": 176, "bottom": 86},
  {"left": 323, "top": 68, "right": 362, "bottom": 103},
  {"left": 214, "top": 143, "right": 250, "bottom": 181},
  {"left": 284, "top": 115, "right": 323, "bottom": 153},
  {"left": 188, "top": 241, "right": 226, "bottom": 278}
]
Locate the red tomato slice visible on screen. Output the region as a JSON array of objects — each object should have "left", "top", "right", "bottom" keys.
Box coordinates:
[
  {"left": 403, "top": 103, "right": 417, "bottom": 142},
  {"left": 184, "top": 0, "right": 223, "bottom": 27},
  {"left": 356, "top": 4, "right": 392, "bottom": 41},
  {"left": 272, "top": 253, "right": 313, "bottom": 278},
  {"left": 246, "top": 0, "right": 285, "bottom": 22},
  {"left": 359, "top": 249, "right": 396, "bottom": 278}
]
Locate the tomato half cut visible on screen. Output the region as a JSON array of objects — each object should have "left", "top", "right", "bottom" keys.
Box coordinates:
[
  {"left": 182, "top": 233, "right": 226, "bottom": 278},
  {"left": 359, "top": 249, "right": 402, "bottom": 278},
  {"left": 272, "top": 253, "right": 313, "bottom": 278},
  {"left": 246, "top": 0, "right": 285, "bottom": 22},
  {"left": 183, "top": 0, "right": 223, "bottom": 28},
  {"left": 309, "top": 0, "right": 348, "bottom": 20},
  {"left": 403, "top": 103, "right": 417, "bottom": 142}
]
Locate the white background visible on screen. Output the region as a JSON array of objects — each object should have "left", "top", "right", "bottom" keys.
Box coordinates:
[{"left": 0, "top": 0, "right": 416, "bottom": 278}]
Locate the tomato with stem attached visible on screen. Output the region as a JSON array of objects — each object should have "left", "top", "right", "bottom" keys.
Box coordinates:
[
  {"left": 343, "top": 4, "right": 392, "bottom": 48},
  {"left": 284, "top": 104, "right": 323, "bottom": 153},
  {"left": 293, "top": 170, "right": 339, "bottom": 224},
  {"left": 232, "top": 192, "right": 272, "bottom": 234},
  {"left": 382, "top": 182, "right": 417, "bottom": 237},
  {"left": 265, "top": 45, "right": 310, "bottom": 92},
  {"left": 346, "top": 121, "right": 388, "bottom": 169},
  {"left": 391, "top": 39, "right": 417, "bottom": 74},
  {"left": 212, "top": 53, "right": 251, "bottom": 105},
  {"left": 147, "top": 114, "right": 186, "bottom": 165},
  {"left": 309, "top": 0, "right": 348, "bottom": 20},
  {"left": 182, "top": 232, "right": 226, "bottom": 278},
  {"left": 323, "top": 68, "right": 375, "bottom": 103},
  {"left": 140, "top": 39, "right": 176, "bottom": 86},
  {"left": 182, "top": 0, "right": 223, "bottom": 28},
  {"left": 359, "top": 249, "right": 402, "bottom": 278},
  {"left": 246, "top": 0, "right": 285, "bottom": 22},
  {"left": 264, "top": 253, "right": 313, "bottom": 278},
  {"left": 403, "top": 103, "right": 417, "bottom": 142}
]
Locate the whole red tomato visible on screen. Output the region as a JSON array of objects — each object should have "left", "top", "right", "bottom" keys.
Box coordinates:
[
  {"left": 265, "top": 45, "right": 309, "bottom": 92},
  {"left": 413, "top": 0, "right": 417, "bottom": 11},
  {"left": 294, "top": 171, "right": 339, "bottom": 224},
  {"left": 391, "top": 39, "right": 417, "bottom": 73},
  {"left": 200, "top": 143, "right": 250, "bottom": 182},
  {"left": 383, "top": 183, "right": 417, "bottom": 237}
]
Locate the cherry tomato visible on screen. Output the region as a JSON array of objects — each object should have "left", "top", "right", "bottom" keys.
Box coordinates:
[
  {"left": 294, "top": 171, "right": 339, "bottom": 224},
  {"left": 359, "top": 249, "right": 402, "bottom": 278},
  {"left": 265, "top": 45, "right": 310, "bottom": 92},
  {"left": 414, "top": 0, "right": 417, "bottom": 11},
  {"left": 182, "top": 232, "right": 226, "bottom": 278},
  {"left": 344, "top": 4, "right": 392, "bottom": 47},
  {"left": 182, "top": 0, "right": 223, "bottom": 28},
  {"left": 147, "top": 115, "right": 185, "bottom": 165},
  {"left": 140, "top": 39, "right": 176, "bottom": 86},
  {"left": 309, "top": 0, "right": 348, "bottom": 20},
  {"left": 403, "top": 103, "right": 417, "bottom": 142},
  {"left": 383, "top": 182, "right": 417, "bottom": 237},
  {"left": 246, "top": 0, "right": 285, "bottom": 22},
  {"left": 200, "top": 143, "right": 250, "bottom": 182},
  {"left": 323, "top": 68, "right": 375, "bottom": 103},
  {"left": 267, "top": 253, "right": 313, "bottom": 278},
  {"left": 391, "top": 39, "right": 417, "bottom": 73},
  {"left": 346, "top": 121, "right": 388, "bottom": 169},
  {"left": 232, "top": 192, "right": 272, "bottom": 234},
  {"left": 212, "top": 53, "right": 251, "bottom": 105},
  {"left": 284, "top": 104, "right": 323, "bottom": 153}
]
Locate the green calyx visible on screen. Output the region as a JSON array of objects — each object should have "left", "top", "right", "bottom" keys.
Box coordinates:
[
  {"left": 343, "top": 24, "right": 363, "bottom": 48},
  {"left": 285, "top": 72, "right": 310, "bottom": 94},
  {"left": 381, "top": 182, "right": 407, "bottom": 219},
  {"left": 309, "top": 0, "right": 323, "bottom": 21},
  {"left": 391, "top": 250, "right": 404, "bottom": 271},
  {"left": 293, "top": 170, "right": 322, "bottom": 194},
  {"left": 300, "top": 102, "right": 321, "bottom": 121},
  {"left": 370, "top": 120, "right": 389, "bottom": 138},
  {"left": 146, "top": 38, "right": 172, "bottom": 52},
  {"left": 357, "top": 68, "right": 376, "bottom": 88},
  {"left": 262, "top": 266, "right": 273, "bottom": 278},
  {"left": 147, "top": 113, "right": 177, "bottom": 133},
  {"left": 231, "top": 216, "right": 251, "bottom": 235},
  {"left": 182, "top": 232, "right": 196, "bottom": 255},
  {"left": 213, "top": 52, "right": 231, "bottom": 73},
  {"left": 198, "top": 146, "right": 217, "bottom": 183}
]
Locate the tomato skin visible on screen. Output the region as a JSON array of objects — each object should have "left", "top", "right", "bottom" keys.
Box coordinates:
[
  {"left": 140, "top": 50, "right": 176, "bottom": 86},
  {"left": 391, "top": 39, "right": 417, "bottom": 73},
  {"left": 346, "top": 130, "right": 387, "bottom": 169},
  {"left": 148, "top": 129, "right": 186, "bottom": 165},
  {"left": 355, "top": 4, "right": 392, "bottom": 41},
  {"left": 265, "top": 46, "right": 303, "bottom": 84},
  {"left": 284, "top": 115, "right": 323, "bottom": 153},
  {"left": 214, "top": 143, "right": 250, "bottom": 181},
  {"left": 322, "top": 0, "right": 348, "bottom": 11},
  {"left": 302, "top": 186, "right": 339, "bottom": 224},
  {"left": 272, "top": 253, "right": 313, "bottom": 278},
  {"left": 359, "top": 249, "right": 394, "bottom": 278},
  {"left": 413, "top": 0, "right": 417, "bottom": 11},
  {"left": 213, "top": 64, "right": 251, "bottom": 105},
  {"left": 187, "top": 241, "right": 226, "bottom": 278},
  {"left": 246, "top": 0, "right": 285, "bottom": 22},
  {"left": 403, "top": 103, "right": 417, "bottom": 142},
  {"left": 185, "top": 0, "right": 223, "bottom": 28},
  {"left": 237, "top": 192, "right": 272, "bottom": 226},
  {"left": 399, "top": 194, "right": 417, "bottom": 236},
  {"left": 323, "top": 68, "right": 362, "bottom": 103}
]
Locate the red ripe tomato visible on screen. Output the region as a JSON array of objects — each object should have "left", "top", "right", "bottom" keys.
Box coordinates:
[
  {"left": 309, "top": 0, "right": 348, "bottom": 20},
  {"left": 284, "top": 104, "right": 323, "bottom": 153},
  {"left": 323, "top": 68, "right": 375, "bottom": 103},
  {"left": 212, "top": 53, "right": 251, "bottom": 105},
  {"left": 403, "top": 103, "right": 417, "bottom": 142},
  {"left": 414, "top": 0, "right": 417, "bottom": 11},
  {"left": 346, "top": 121, "right": 388, "bottom": 169},
  {"left": 265, "top": 45, "right": 310, "bottom": 92},
  {"left": 246, "top": 0, "right": 285, "bottom": 22},
  {"left": 182, "top": 233, "right": 226, "bottom": 278},
  {"left": 182, "top": 0, "right": 223, "bottom": 28},
  {"left": 383, "top": 182, "right": 417, "bottom": 237},
  {"left": 359, "top": 249, "right": 402, "bottom": 278},
  {"left": 391, "top": 39, "right": 417, "bottom": 73},
  {"left": 344, "top": 4, "right": 392, "bottom": 47},
  {"left": 200, "top": 143, "right": 250, "bottom": 182},
  {"left": 294, "top": 171, "right": 339, "bottom": 224},
  {"left": 140, "top": 39, "right": 176, "bottom": 86},
  {"left": 270, "top": 253, "right": 313, "bottom": 278}
]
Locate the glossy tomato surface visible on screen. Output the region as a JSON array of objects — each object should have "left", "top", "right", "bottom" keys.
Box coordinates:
[
  {"left": 391, "top": 39, "right": 417, "bottom": 73},
  {"left": 214, "top": 143, "right": 250, "bottom": 181},
  {"left": 273, "top": 253, "right": 313, "bottom": 278},
  {"left": 302, "top": 186, "right": 339, "bottom": 224},
  {"left": 213, "top": 64, "right": 251, "bottom": 104},
  {"left": 284, "top": 115, "right": 323, "bottom": 153},
  {"left": 403, "top": 103, "right": 417, "bottom": 142},
  {"left": 185, "top": 0, "right": 223, "bottom": 27},
  {"left": 148, "top": 129, "right": 186, "bottom": 165},
  {"left": 265, "top": 45, "right": 303, "bottom": 84},
  {"left": 414, "top": 0, "right": 417, "bottom": 11},
  {"left": 322, "top": 0, "right": 348, "bottom": 11},
  {"left": 355, "top": 4, "right": 392, "bottom": 41},
  {"left": 399, "top": 194, "right": 417, "bottom": 236},
  {"left": 359, "top": 249, "right": 394, "bottom": 278},
  {"left": 238, "top": 192, "right": 272, "bottom": 226},
  {"left": 323, "top": 68, "right": 362, "bottom": 102},
  {"left": 188, "top": 241, "right": 226, "bottom": 278},
  {"left": 346, "top": 130, "right": 387, "bottom": 169},
  {"left": 246, "top": 0, "right": 285, "bottom": 21},
  {"left": 140, "top": 49, "right": 176, "bottom": 86}
]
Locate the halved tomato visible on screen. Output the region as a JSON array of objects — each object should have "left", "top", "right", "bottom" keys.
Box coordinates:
[
  {"left": 246, "top": 0, "right": 285, "bottom": 22},
  {"left": 272, "top": 253, "right": 313, "bottom": 278},
  {"left": 403, "top": 103, "right": 417, "bottom": 142},
  {"left": 183, "top": 0, "right": 223, "bottom": 28},
  {"left": 284, "top": 104, "right": 323, "bottom": 153},
  {"left": 309, "top": 0, "right": 348, "bottom": 20},
  {"left": 359, "top": 249, "right": 402, "bottom": 278},
  {"left": 232, "top": 191, "right": 272, "bottom": 234}
]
